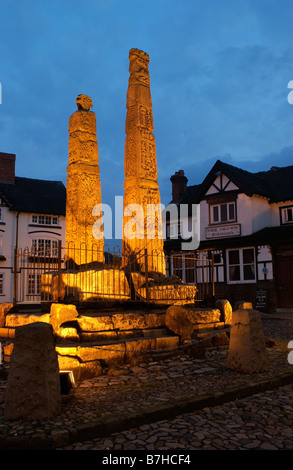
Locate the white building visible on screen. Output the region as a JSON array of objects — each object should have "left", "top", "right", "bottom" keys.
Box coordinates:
[
  {"left": 0, "top": 152, "right": 66, "bottom": 304},
  {"left": 164, "top": 160, "right": 293, "bottom": 311}
]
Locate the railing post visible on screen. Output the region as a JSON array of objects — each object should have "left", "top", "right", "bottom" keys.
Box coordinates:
[
  {"left": 57, "top": 240, "right": 62, "bottom": 302},
  {"left": 211, "top": 253, "right": 215, "bottom": 297},
  {"left": 13, "top": 247, "right": 18, "bottom": 308},
  {"left": 144, "top": 249, "right": 150, "bottom": 307}
]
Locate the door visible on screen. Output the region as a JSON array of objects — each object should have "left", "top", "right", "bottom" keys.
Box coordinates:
[{"left": 276, "top": 255, "right": 293, "bottom": 308}]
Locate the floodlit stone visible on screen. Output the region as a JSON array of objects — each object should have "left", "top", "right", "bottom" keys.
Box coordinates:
[
  {"left": 112, "top": 312, "right": 146, "bottom": 330},
  {"left": 122, "top": 49, "right": 165, "bottom": 274},
  {"left": 49, "top": 269, "right": 131, "bottom": 303},
  {"left": 234, "top": 301, "right": 253, "bottom": 310},
  {"left": 165, "top": 305, "right": 194, "bottom": 340},
  {"left": 77, "top": 314, "right": 114, "bottom": 332},
  {"left": 215, "top": 299, "right": 232, "bottom": 325},
  {"left": 0, "top": 303, "right": 13, "bottom": 327},
  {"left": 50, "top": 303, "right": 78, "bottom": 334},
  {"left": 65, "top": 94, "right": 104, "bottom": 265},
  {"left": 4, "top": 322, "right": 61, "bottom": 420},
  {"left": 227, "top": 309, "right": 269, "bottom": 373},
  {"left": 5, "top": 312, "right": 50, "bottom": 327},
  {"left": 56, "top": 326, "right": 79, "bottom": 342}
]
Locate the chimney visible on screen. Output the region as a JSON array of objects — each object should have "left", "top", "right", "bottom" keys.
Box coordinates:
[
  {"left": 170, "top": 170, "right": 188, "bottom": 204},
  {"left": 0, "top": 153, "right": 16, "bottom": 183}
]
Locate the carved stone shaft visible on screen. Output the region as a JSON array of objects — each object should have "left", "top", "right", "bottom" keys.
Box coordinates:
[
  {"left": 123, "top": 49, "right": 165, "bottom": 274},
  {"left": 66, "top": 94, "right": 104, "bottom": 265}
]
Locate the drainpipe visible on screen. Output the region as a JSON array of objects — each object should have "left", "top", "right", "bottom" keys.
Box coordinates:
[{"left": 13, "top": 212, "right": 20, "bottom": 308}]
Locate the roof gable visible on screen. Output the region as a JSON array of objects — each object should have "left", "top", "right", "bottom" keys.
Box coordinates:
[{"left": 192, "top": 160, "right": 293, "bottom": 204}]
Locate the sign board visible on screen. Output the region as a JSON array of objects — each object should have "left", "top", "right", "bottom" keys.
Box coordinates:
[
  {"left": 255, "top": 289, "right": 268, "bottom": 311},
  {"left": 205, "top": 224, "right": 241, "bottom": 239}
]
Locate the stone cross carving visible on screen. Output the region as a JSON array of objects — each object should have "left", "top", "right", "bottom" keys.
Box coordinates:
[
  {"left": 65, "top": 94, "right": 104, "bottom": 266},
  {"left": 122, "top": 49, "right": 165, "bottom": 275}
]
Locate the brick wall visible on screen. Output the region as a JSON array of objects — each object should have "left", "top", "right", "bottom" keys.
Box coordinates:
[{"left": 0, "top": 152, "right": 15, "bottom": 183}]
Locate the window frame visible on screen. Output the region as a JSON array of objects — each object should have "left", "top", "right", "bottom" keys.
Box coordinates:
[
  {"left": 227, "top": 247, "right": 256, "bottom": 284},
  {"left": 31, "top": 238, "right": 59, "bottom": 258},
  {"left": 0, "top": 272, "right": 4, "bottom": 295},
  {"left": 280, "top": 205, "right": 293, "bottom": 225},
  {"left": 31, "top": 214, "right": 59, "bottom": 226},
  {"left": 210, "top": 201, "right": 236, "bottom": 225}
]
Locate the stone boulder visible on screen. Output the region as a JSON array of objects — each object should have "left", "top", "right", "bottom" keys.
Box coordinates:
[
  {"left": 215, "top": 299, "right": 232, "bottom": 325},
  {"left": 165, "top": 305, "right": 221, "bottom": 340},
  {"left": 4, "top": 322, "right": 61, "bottom": 421},
  {"left": 227, "top": 309, "right": 269, "bottom": 373}
]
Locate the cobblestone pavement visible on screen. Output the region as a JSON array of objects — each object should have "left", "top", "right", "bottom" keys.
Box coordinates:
[
  {"left": 0, "top": 315, "right": 293, "bottom": 451},
  {"left": 61, "top": 383, "right": 293, "bottom": 451}
]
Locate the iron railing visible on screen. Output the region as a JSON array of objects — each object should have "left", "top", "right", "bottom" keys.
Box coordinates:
[{"left": 13, "top": 242, "right": 215, "bottom": 306}]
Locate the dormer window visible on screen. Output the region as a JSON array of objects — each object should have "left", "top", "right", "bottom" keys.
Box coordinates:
[
  {"left": 281, "top": 206, "right": 293, "bottom": 224},
  {"left": 210, "top": 202, "right": 236, "bottom": 224}
]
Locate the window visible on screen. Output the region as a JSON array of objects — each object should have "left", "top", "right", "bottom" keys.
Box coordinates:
[
  {"left": 31, "top": 239, "right": 58, "bottom": 257},
  {"left": 210, "top": 202, "right": 236, "bottom": 224},
  {"left": 0, "top": 273, "right": 4, "bottom": 294},
  {"left": 227, "top": 248, "right": 256, "bottom": 283},
  {"left": 185, "top": 256, "right": 195, "bottom": 283},
  {"left": 28, "top": 274, "right": 41, "bottom": 296},
  {"left": 281, "top": 206, "right": 293, "bottom": 224},
  {"left": 31, "top": 215, "right": 59, "bottom": 225},
  {"left": 173, "top": 256, "right": 183, "bottom": 279}
]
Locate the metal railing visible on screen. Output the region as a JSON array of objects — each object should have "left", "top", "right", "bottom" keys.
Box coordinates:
[{"left": 12, "top": 242, "right": 215, "bottom": 306}]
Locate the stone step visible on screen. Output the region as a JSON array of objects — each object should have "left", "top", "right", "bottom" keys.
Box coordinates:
[{"left": 55, "top": 333, "right": 180, "bottom": 383}]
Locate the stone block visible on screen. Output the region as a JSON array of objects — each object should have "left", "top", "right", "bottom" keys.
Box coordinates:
[
  {"left": 234, "top": 301, "right": 253, "bottom": 310},
  {"left": 125, "top": 338, "right": 156, "bottom": 362},
  {"left": 50, "top": 303, "right": 78, "bottom": 334},
  {"left": 4, "top": 322, "right": 61, "bottom": 420},
  {"left": 53, "top": 269, "right": 131, "bottom": 302},
  {"left": 112, "top": 312, "right": 146, "bottom": 330},
  {"left": 5, "top": 313, "right": 50, "bottom": 328},
  {"left": 165, "top": 305, "right": 194, "bottom": 340},
  {"left": 77, "top": 314, "right": 114, "bottom": 332},
  {"left": 144, "top": 311, "right": 166, "bottom": 328},
  {"left": 0, "top": 303, "right": 13, "bottom": 328},
  {"left": 56, "top": 326, "right": 79, "bottom": 342},
  {"left": 215, "top": 299, "right": 232, "bottom": 325},
  {"left": 165, "top": 305, "right": 221, "bottom": 336},
  {"left": 227, "top": 309, "right": 269, "bottom": 373},
  {"left": 155, "top": 336, "right": 179, "bottom": 351}
]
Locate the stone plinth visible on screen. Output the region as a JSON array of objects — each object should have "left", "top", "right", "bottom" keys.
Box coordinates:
[
  {"left": 66, "top": 94, "right": 104, "bottom": 266},
  {"left": 4, "top": 322, "right": 61, "bottom": 421},
  {"left": 43, "top": 268, "right": 131, "bottom": 302},
  {"left": 227, "top": 309, "right": 269, "bottom": 373}
]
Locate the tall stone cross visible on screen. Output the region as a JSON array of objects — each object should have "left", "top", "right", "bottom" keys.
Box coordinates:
[
  {"left": 65, "top": 94, "right": 104, "bottom": 266},
  {"left": 122, "top": 49, "right": 165, "bottom": 275}
]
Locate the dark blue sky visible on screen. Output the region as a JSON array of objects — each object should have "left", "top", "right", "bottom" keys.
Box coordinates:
[{"left": 1, "top": 0, "right": 293, "bottom": 209}]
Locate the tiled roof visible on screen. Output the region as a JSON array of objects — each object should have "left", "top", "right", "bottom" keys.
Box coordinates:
[
  {"left": 180, "top": 160, "right": 293, "bottom": 204},
  {"left": 0, "top": 176, "right": 66, "bottom": 215}
]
